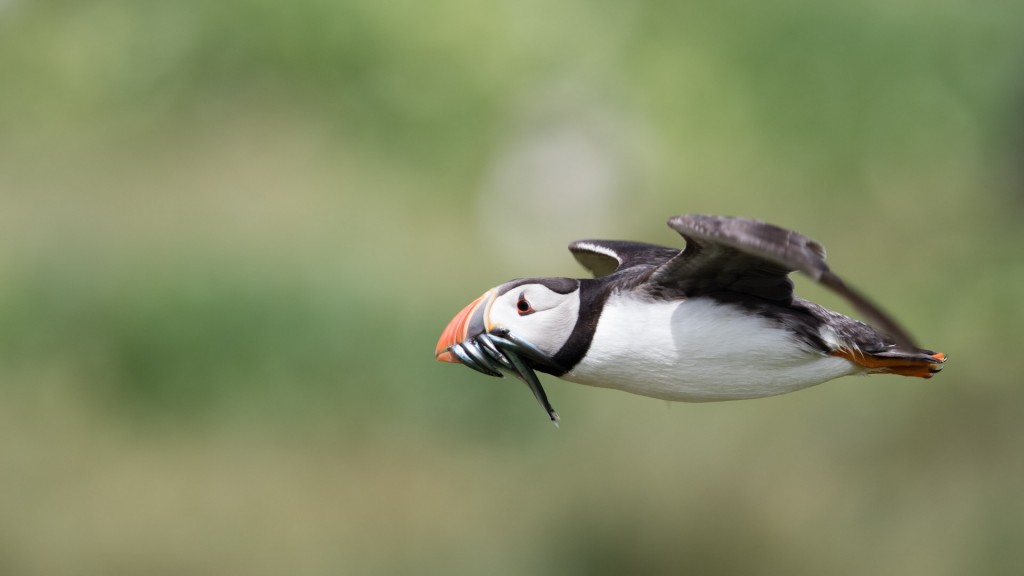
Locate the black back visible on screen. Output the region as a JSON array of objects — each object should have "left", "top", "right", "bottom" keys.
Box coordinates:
[{"left": 567, "top": 214, "right": 918, "bottom": 350}]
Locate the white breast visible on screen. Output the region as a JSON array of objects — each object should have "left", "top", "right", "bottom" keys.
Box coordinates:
[{"left": 563, "top": 293, "right": 857, "bottom": 401}]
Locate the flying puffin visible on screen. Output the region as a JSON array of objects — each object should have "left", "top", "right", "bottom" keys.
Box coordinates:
[{"left": 435, "top": 214, "right": 946, "bottom": 425}]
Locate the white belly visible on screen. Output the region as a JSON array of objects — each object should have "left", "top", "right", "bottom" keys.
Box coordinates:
[{"left": 563, "top": 294, "right": 857, "bottom": 401}]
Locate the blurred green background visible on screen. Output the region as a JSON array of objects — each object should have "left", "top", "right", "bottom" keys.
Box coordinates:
[{"left": 2, "top": 0, "right": 1023, "bottom": 574}]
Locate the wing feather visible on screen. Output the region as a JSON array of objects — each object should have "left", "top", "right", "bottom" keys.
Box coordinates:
[
  {"left": 569, "top": 240, "right": 678, "bottom": 278},
  {"left": 652, "top": 214, "right": 917, "bottom": 349}
]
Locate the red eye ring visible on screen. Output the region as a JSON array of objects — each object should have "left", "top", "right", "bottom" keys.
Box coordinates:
[{"left": 516, "top": 292, "right": 534, "bottom": 316}]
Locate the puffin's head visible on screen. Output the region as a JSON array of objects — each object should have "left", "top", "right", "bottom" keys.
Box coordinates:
[{"left": 434, "top": 277, "right": 581, "bottom": 424}]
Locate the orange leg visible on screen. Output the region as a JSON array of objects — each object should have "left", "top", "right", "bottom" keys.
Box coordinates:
[{"left": 832, "top": 349, "right": 946, "bottom": 378}]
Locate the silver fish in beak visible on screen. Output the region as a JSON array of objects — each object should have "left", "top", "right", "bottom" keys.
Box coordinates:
[{"left": 435, "top": 289, "right": 561, "bottom": 426}]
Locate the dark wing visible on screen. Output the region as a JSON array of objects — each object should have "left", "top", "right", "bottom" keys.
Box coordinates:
[
  {"left": 569, "top": 240, "right": 679, "bottom": 278},
  {"left": 651, "top": 214, "right": 917, "bottom": 349}
]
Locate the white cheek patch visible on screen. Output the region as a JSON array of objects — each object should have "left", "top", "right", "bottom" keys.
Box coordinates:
[{"left": 488, "top": 289, "right": 580, "bottom": 356}]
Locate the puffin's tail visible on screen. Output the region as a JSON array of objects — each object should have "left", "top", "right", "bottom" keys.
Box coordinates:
[{"left": 832, "top": 347, "right": 947, "bottom": 379}]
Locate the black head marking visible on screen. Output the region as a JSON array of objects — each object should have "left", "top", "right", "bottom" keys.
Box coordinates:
[{"left": 496, "top": 277, "right": 579, "bottom": 297}]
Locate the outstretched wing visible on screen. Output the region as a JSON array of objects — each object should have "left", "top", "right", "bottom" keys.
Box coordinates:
[
  {"left": 652, "top": 214, "right": 917, "bottom": 349},
  {"left": 569, "top": 240, "right": 679, "bottom": 278}
]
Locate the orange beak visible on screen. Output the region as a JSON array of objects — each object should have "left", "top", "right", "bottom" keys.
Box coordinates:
[
  {"left": 434, "top": 288, "right": 561, "bottom": 425},
  {"left": 435, "top": 290, "right": 495, "bottom": 363}
]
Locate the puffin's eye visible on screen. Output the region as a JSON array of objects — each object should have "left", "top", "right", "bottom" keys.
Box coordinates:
[{"left": 516, "top": 292, "right": 534, "bottom": 316}]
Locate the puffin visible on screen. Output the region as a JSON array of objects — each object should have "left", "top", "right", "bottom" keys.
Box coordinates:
[{"left": 434, "top": 214, "right": 946, "bottom": 425}]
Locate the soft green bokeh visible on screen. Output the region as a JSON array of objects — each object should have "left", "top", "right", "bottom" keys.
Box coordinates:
[{"left": 1, "top": 0, "right": 1023, "bottom": 574}]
